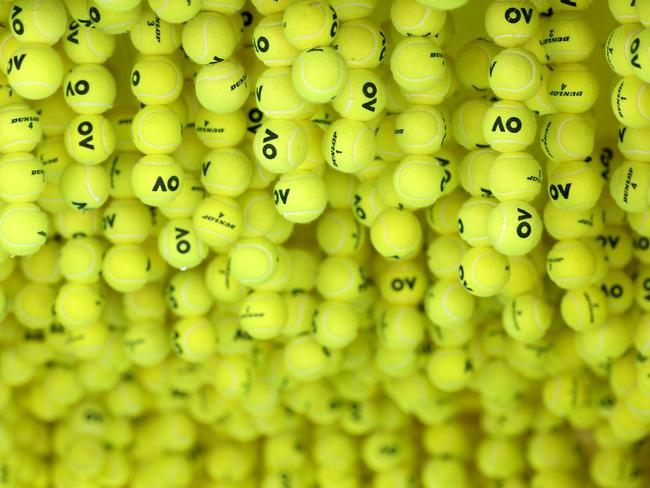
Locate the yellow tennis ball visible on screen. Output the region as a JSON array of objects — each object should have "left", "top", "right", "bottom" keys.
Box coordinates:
[
  {"left": 451, "top": 97, "right": 491, "bottom": 150},
  {"left": 394, "top": 105, "right": 447, "bottom": 155},
  {"left": 488, "top": 46, "right": 542, "bottom": 101},
  {"left": 159, "top": 173, "right": 204, "bottom": 219},
  {"left": 205, "top": 254, "right": 247, "bottom": 303},
  {"left": 88, "top": 1, "right": 141, "bottom": 35},
  {"left": 547, "top": 63, "right": 599, "bottom": 114},
  {"left": 426, "top": 235, "right": 467, "bottom": 281},
  {"left": 6, "top": 43, "right": 63, "bottom": 99},
  {"left": 560, "top": 285, "right": 608, "bottom": 332},
  {"left": 316, "top": 209, "right": 365, "bottom": 256},
  {"left": 62, "top": 20, "right": 115, "bottom": 64},
  {"left": 130, "top": 55, "right": 182, "bottom": 106},
  {"left": 255, "top": 66, "right": 314, "bottom": 119},
  {"left": 0, "top": 152, "right": 44, "bottom": 203},
  {"left": 170, "top": 316, "right": 217, "bottom": 363},
  {"left": 252, "top": 13, "right": 299, "bottom": 67},
  {"left": 101, "top": 198, "right": 152, "bottom": 244},
  {"left": 485, "top": 1, "right": 539, "bottom": 47},
  {"left": 195, "top": 59, "right": 250, "bottom": 114},
  {"left": 64, "top": 113, "right": 115, "bottom": 165},
  {"left": 482, "top": 100, "right": 537, "bottom": 153},
  {"left": 333, "top": 19, "right": 386, "bottom": 69},
  {"left": 192, "top": 194, "right": 243, "bottom": 247},
  {"left": 12, "top": 281, "right": 54, "bottom": 329},
  {"left": 390, "top": 0, "right": 445, "bottom": 38},
  {"left": 0, "top": 103, "right": 41, "bottom": 153},
  {"left": 539, "top": 112, "right": 595, "bottom": 163},
  {"left": 424, "top": 279, "right": 475, "bottom": 328},
  {"left": 236, "top": 189, "right": 278, "bottom": 237},
  {"left": 165, "top": 269, "right": 213, "bottom": 317},
  {"left": 102, "top": 243, "right": 149, "bottom": 292},
  {"left": 9, "top": 0, "right": 67, "bottom": 45},
  {"left": 426, "top": 347, "right": 473, "bottom": 392},
  {"left": 547, "top": 160, "right": 602, "bottom": 211},
  {"left": 328, "top": 0, "right": 377, "bottom": 19},
  {"left": 63, "top": 64, "right": 115, "bottom": 114},
  {"left": 36, "top": 137, "right": 73, "bottom": 184},
  {"left": 60, "top": 162, "right": 110, "bottom": 210},
  {"left": 392, "top": 155, "right": 446, "bottom": 208},
  {"left": 316, "top": 255, "right": 366, "bottom": 301},
  {"left": 282, "top": 0, "right": 338, "bottom": 51},
  {"left": 539, "top": 11, "right": 595, "bottom": 63},
  {"left": 54, "top": 282, "right": 104, "bottom": 329},
  {"left": 370, "top": 207, "right": 422, "bottom": 260},
  {"left": 459, "top": 149, "right": 496, "bottom": 198},
  {"left": 487, "top": 200, "right": 543, "bottom": 256},
  {"left": 129, "top": 8, "right": 181, "bottom": 54},
  {"left": 131, "top": 105, "right": 182, "bottom": 154},
  {"left": 502, "top": 292, "right": 553, "bottom": 343},
  {"left": 454, "top": 38, "right": 499, "bottom": 92},
  {"left": 331, "top": 68, "right": 385, "bottom": 121},
  {"left": 322, "top": 118, "right": 375, "bottom": 173},
  {"left": 253, "top": 119, "right": 308, "bottom": 173},
  {"left": 459, "top": 246, "right": 510, "bottom": 297},
  {"left": 199, "top": 148, "right": 252, "bottom": 199},
  {"left": 609, "top": 160, "right": 650, "bottom": 213},
  {"left": 238, "top": 290, "right": 285, "bottom": 339},
  {"left": 546, "top": 239, "right": 596, "bottom": 290},
  {"left": 390, "top": 37, "right": 446, "bottom": 92},
  {"left": 488, "top": 151, "right": 542, "bottom": 202},
  {"left": 272, "top": 170, "right": 327, "bottom": 224},
  {"left": 606, "top": 24, "right": 643, "bottom": 77},
  {"left": 182, "top": 12, "right": 238, "bottom": 65},
  {"left": 123, "top": 321, "right": 169, "bottom": 366},
  {"left": 147, "top": 0, "right": 200, "bottom": 23},
  {"left": 158, "top": 218, "right": 209, "bottom": 270},
  {"left": 194, "top": 108, "right": 246, "bottom": 149},
  {"left": 58, "top": 236, "right": 104, "bottom": 283},
  {"left": 283, "top": 335, "right": 334, "bottom": 381},
  {"left": 53, "top": 205, "right": 102, "bottom": 237},
  {"left": 457, "top": 196, "right": 497, "bottom": 246},
  {"left": 611, "top": 76, "right": 650, "bottom": 128},
  {"left": 131, "top": 154, "right": 183, "bottom": 206},
  {"left": 617, "top": 125, "right": 650, "bottom": 162},
  {"left": 228, "top": 236, "right": 278, "bottom": 285},
  {"left": 291, "top": 47, "right": 348, "bottom": 104}
]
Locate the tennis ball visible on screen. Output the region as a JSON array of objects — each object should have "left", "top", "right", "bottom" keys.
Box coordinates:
[
  {"left": 392, "top": 155, "right": 446, "bottom": 208},
  {"left": 158, "top": 218, "right": 208, "bottom": 270},
  {"left": 426, "top": 189, "right": 465, "bottom": 234},
  {"left": 487, "top": 200, "right": 543, "bottom": 256},
  {"left": 539, "top": 11, "right": 595, "bottom": 63},
  {"left": 546, "top": 239, "right": 596, "bottom": 290},
  {"left": 450, "top": 97, "right": 491, "bottom": 150},
  {"left": 543, "top": 202, "right": 603, "bottom": 240},
  {"left": 322, "top": 118, "right": 375, "bottom": 173},
  {"left": 539, "top": 112, "right": 595, "bottom": 163},
  {"left": 547, "top": 63, "right": 599, "bottom": 114},
  {"left": 6, "top": 43, "right": 63, "bottom": 100},
  {"left": 87, "top": 2, "right": 142, "bottom": 34},
  {"left": 59, "top": 163, "right": 109, "bottom": 210},
  {"left": 316, "top": 255, "right": 367, "bottom": 302},
  {"left": 255, "top": 66, "right": 314, "bottom": 119},
  {"left": 457, "top": 196, "right": 497, "bottom": 247},
  {"left": 0, "top": 152, "right": 44, "bottom": 203},
  {"left": 283, "top": 335, "right": 334, "bottom": 381},
  {"left": 477, "top": 437, "right": 525, "bottom": 480},
  {"left": 159, "top": 173, "right": 204, "bottom": 219},
  {"left": 322, "top": 167, "right": 358, "bottom": 209},
  {"left": 394, "top": 105, "right": 447, "bottom": 155},
  {"left": 106, "top": 107, "right": 137, "bottom": 154},
  {"left": 617, "top": 125, "right": 650, "bottom": 162},
  {"left": 147, "top": 0, "right": 200, "bottom": 23},
  {"left": 424, "top": 279, "right": 475, "bottom": 328},
  {"left": 53, "top": 205, "right": 102, "bottom": 237},
  {"left": 600, "top": 269, "right": 635, "bottom": 315},
  {"left": 333, "top": 19, "right": 386, "bottom": 69},
  {"left": 375, "top": 116, "right": 404, "bottom": 163},
  {"left": 36, "top": 137, "right": 73, "bottom": 184},
  {"left": 101, "top": 244, "right": 149, "bottom": 292},
  {"left": 377, "top": 260, "right": 428, "bottom": 305},
  {"left": 488, "top": 152, "right": 542, "bottom": 202},
  {"left": 12, "top": 282, "right": 54, "bottom": 329},
  {"left": 458, "top": 148, "right": 496, "bottom": 197},
  {"left": 130, "top": 55, "right": 182, "bottom": 106},
  {"left": 9, "top": 0, "right": 67, "bottom": 45},
  {"left": 282, "top": 0, "right": 338, "bottom": 51},
  {"left": 488, "top": 47, "right": 542, "bottom": 101},
  {"left": 63, "top": 114, "right": 115, "bottom": 166},
  {"left": 273, "top": 170, "right": 327, "bottom": 223},
  {"left": 611, "top": 76, "right": 650, "bottom": 128},
  {"left": 204, "top": 254, "right": 248, "bottom": 303},
  {"left": 252, "top": 13, "right": 299, "bottom": 68},
  {"left": 330, "top": 68, "right": 385, "bottom": 121},
  {"left": 575, "top": 314, "right": 631, "bottom": 366},
  {"left": 54, "top": 283, "right": 104, "bottom": 329},
  {"left": 253, "top": 119, "right": 308, "bottom": 174},
  {"left": 485, "top": 1, "right": 539, "bottom": 47},
  {"left": 200, "top": 148, "right": 252, "bottom": 198},
  {"left": 370, "top": 207, "right": 422, "bottom": 260},
  {"left": 131, "top": 105, "right": 182, "bottom": 154},
  {"left": 390, "top": 0, "right": 446, "bottom": 38},
  {"left": 19, "top": 239, "right": 60, "bottom": 284},
  {"left": 30, "top": 92, "right": 72, "bottom": 138},
  {"left": 101, "top": 198, "right": 152, "bottom": 244},
  {"left": 427, "top": 235, "right": 467, "bottom": 281},
  {"left": 63, "top": 64, "right": 115, "bottom": 114},
  {"left": 312, "top": 300, "right": 359, "bottom": 349},
  {"left": 182, "top": 12, "right": 238, "bottom": 65},
  {"left": 560, "top": 285, "right": 608, "bottom": 332},
  {"left": 316, "top": 209, "right": 365, "bottom": 256},
  {"left": 237, "top": 189, "right": 278, "bottom": 236},
  {"left": 483, "top": 100, "right": 537, "bottom": 152},
  {"left": 194, "top": 108, "right": 246, "bottom": 149},
  {"left": 131, "top": 154, "right": 183, "bottom": 207},
  {"left": 605, "top": 24, "right": 643, "bottom": 77},
  {"left": 0, "top": 103, "right": 41, "bottom": 153},
  {"left": 129, "top": 8, "right": 181, "bottom": 54},
  {"left": 375, "top": 306, "right": 424, "bottom": 353},
  {"left": 455, "top": 38, "right": 499, "bottom": 93},
  {"left": 123, "top": 321, "right": 169, "bottom": 366},
  {"left": 611, "top": 160, "right": 650, "bottom": 213},
  {"left": 170, "top": 316, "right": 217, "bottom": 363},
  {"left": 636, "top": 268, "right": 650, "bottom": 311},
  {"left": 547, "top": 160, "right": 602, "bottom": 211},
  {"left": 390, "top": 37, "right": 446, "bottom": 92},
  {"left": 192, "top": 194, "right": 242, "bottom": 247},
  {"left": 165, "top": 271, "right": 211, "bottom": 318},
  {"left": 426, "top": 347, "right": 473, "bottom": 393},
  {"left": 458, "top": 246, "right": 510, "bottom": 297},
  {"left": 597, "top": 226, "right": 633, "bottom": 269},
  {"left": 352, "top": 179, "right": 385, "bottom": 227},
  {"left": 229, "top": 236, "right": 278, "bottom": 285},
  {"left": 195, "top": 59, "right": 249, "bottom": 114},
  {"left": 502, "top": 293, "right": 553, "bottom": 343},
  {"left": 292, "top": 47, "right": 348, "bottom": 104}
]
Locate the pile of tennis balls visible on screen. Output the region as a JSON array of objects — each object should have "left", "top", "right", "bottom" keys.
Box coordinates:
[{"left": 1, "top": 0, "right": 650, "bottom": 486}]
